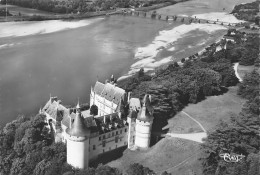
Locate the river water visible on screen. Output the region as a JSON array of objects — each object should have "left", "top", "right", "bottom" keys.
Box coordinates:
[{"left": 0, "top": 0, "right": 254, "bottom": 125}]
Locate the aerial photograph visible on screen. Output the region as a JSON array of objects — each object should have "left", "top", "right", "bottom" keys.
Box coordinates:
[{"left": 0, "top": 0, "right": 259, "bottom": 174}]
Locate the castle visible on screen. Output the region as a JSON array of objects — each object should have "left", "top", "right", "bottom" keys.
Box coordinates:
[{"left": 40, "top": 76, "right": 154, "bottom": 169}]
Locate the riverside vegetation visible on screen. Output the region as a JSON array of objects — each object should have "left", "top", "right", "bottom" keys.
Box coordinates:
[
  {"left": 0, "top": 0, "right": 181, "bottom": 14},
  {"left": 231, "top": 1, "right": 260, "bottom": 25},
  {"left": 0, "top": 1, "right": 259, "bottom": 174},
  {"left": 0, "top": 27, "right": 258, "bottom": 175}
]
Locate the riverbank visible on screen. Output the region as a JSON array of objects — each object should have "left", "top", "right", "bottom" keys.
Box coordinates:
[
  {"left": 0, "top": 9, "right": 116, "bottom": 22},
  {"left": 0, "top": 1, "right": 184, "bottom": 22}
]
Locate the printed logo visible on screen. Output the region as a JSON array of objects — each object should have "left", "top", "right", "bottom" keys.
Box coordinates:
[{"left": 219, "top": 153, "right": 245, "bottom": 163}]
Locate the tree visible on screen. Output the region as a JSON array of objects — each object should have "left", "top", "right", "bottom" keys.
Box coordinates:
[
  {"left": 126, "top": 163, "right": 155, "bottom": 175},
  {"left": 10, "top": 158, "right": 25, "bottom": 175},
  {"left": 90, "top": 104, "right": 98, "bottom": 116},
  {"left": 200, "top": 70, "right": 260, "bottom": 175},
  {"left": 138, "top": 67, "right": 145, "bottom": 78},
  {"left": 238, "top": 70, "right": 260, "bottom": 100},
  {"left": 95, "top": 164, "right": 121, "bottom": 175}
]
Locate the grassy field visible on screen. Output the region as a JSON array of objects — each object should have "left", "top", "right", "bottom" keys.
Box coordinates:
[
  {"left": 180, "top": 86, "right": 245, "bottom": 132},
  {"left": 166, "top": 86, "right": 246, "bottom": 134},
  {"left": 237, "top": 64, "right": 259, "bottom": 80},
  {"left": 163, "top": 112, "right": 203, "bottom": 134},
  {"left": 107, "top": 137, "right": 200, "bottom": 175},
  {"left": 107, "top": 86, "right": 246, "bottom": 174}
]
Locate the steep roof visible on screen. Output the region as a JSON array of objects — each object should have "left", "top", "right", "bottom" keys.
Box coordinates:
[
  {"left": 129, "top": 98, "right": 141, "bottom": 111},
  {"left": 42, "top": 97, "right": 97, "bottom": 133},
  {"left": 66, "top": 112, "right": 90, "bottom": 137},
  {"left": 93, "top": 81, "right": 125, "bottom": 104},
  {"left": 94, "top": 81, "right": 105, "bottom": 95}
]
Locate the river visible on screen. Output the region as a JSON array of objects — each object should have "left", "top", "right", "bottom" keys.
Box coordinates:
[{"left": 0, "top": 0, "right": 255, "bottom": 126}]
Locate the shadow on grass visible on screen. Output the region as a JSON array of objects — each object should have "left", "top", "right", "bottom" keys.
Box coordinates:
[{"left": 90, "top": 146, "right": 127, "bottom": 168}]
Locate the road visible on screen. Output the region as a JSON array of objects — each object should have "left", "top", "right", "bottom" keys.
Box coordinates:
[{"left": 166, "top": 111, "right": 207, "bottom": 143}]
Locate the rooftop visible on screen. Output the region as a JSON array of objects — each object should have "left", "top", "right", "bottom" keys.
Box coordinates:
[
  {"left": 93, "top": 81, "right": 126, "bottom": 104},
  {"left": 43, "top": 96, "right": 127, "bottom": 135}
]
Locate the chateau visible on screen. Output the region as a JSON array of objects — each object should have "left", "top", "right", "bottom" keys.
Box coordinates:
[{"left": 40, "top": 76, "right": 154, "bottom": 169}]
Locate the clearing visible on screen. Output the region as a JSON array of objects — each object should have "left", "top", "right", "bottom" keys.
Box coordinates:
[{"left": 107, "top": 86, "right": 246, "bottom": 174}]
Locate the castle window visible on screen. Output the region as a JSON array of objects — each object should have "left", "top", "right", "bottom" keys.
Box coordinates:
[
  {"left": 93, "top": 145, "right": 96, "bottom": 150},
  {"left": 116, "top": 131, "right": 118, "bottom": 135},
  {"left": 103, "top": 135, "right": 105, "bottom": 140},
  {"left": 125, "top": 128, "right": 127, "bottom": 132},
  {"left": 115, "top": 136, "right": 118, "bottom": 143},
  {"left": 102, "top": 140, "right": 106, "bottom": 147},
  {"left": 99, "top": 137, "right": 101, "bottom": 141},
  {"left": 108, "top": 133, "right": 111, "bottom": 138},
  {"left": 120, "top": 130, "right": 122, "bottom": 134},
  {"left": 112, "top": 132, "right": 114, "bottom": 136}
]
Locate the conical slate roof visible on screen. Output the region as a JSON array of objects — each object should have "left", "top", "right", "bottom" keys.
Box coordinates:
[
  {"left": 66, "top": 104, "right": 90, "bottom": 137},
  {"left": 137, "top": 95, "right": 153, "bottom": 122}
]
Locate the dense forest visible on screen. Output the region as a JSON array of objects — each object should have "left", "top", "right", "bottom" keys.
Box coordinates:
[
  {"left": 0, "top": 114, "right": 164, "bottom": 174},
  {"left": 0, "top": 1, "right": 259, "bottom": 174},
  {"left": 0, "top": 0, "right": 174, "bottom": 14},
  {"left": 231, "top": 1, "right": 260, "bottom": 25},
  {"left": 200, "top": 69, "right": 260, "bottom": 175},
  {"left": 118, "top": 29, "right": 259, "bottom": 135}
]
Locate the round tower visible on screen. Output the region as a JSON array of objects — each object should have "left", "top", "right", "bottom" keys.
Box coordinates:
[
  {"left": 134, "top": 95, "right": 154, "bottom": 148},
  {"left": 66, "top": 103, "right": 90, "bottom": 169}
]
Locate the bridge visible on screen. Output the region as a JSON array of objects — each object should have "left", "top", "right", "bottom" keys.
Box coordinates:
[{"left": 106, "top": 9, "right": 244, "bottom": 28}]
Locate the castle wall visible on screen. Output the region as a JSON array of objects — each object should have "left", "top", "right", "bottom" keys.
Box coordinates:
[
  {"left": 66, "top": 136, "right": 89, "bottom": 169},
  {"left": 91, "top": 94, "right": 118, "bottom": 116},
  {"left": 89, "top": 126, "right": 128, "bottom": 160},
  {"left": 135, "top": 119, "right": 153, "bottom": 148}
]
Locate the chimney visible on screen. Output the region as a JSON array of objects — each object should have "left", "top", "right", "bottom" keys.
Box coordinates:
[
  {"left": 118, "top": 112, "right": 122, "bottom": 119},
  {"left": 127, "top": 92, "right": 131, "bottom": 103},
  {"left": 69, "top": 117, "right": 72, "bottom": 128},
  {"left": 149, "top": 95, "right": 152, "bottom": 103},
  {"left": 103, "top": 115, "right": 106, "bottom": 124}
]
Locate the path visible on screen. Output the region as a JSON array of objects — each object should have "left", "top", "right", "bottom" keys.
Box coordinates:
[
  {"left": 166, "top": 132, "right": 207, "bottom": 143},
  {"left": 233, "top": 62, "right": 243, "bottom": 82},
  {"left": 181, "top": 111, "right": 207, "bottom": 133},
  {"left": 165, "top": 111, "right": 207, "bottom": 143}
]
